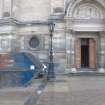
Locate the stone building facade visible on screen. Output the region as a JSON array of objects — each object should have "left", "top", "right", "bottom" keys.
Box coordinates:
[{"left": 0, "top": 0, "right": 105, "bottom": 73}]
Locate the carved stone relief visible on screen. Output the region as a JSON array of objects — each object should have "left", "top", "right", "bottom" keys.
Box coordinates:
[
  {"left": 73, "top": 3, "right": 104, "bottom": 19},
  {"left": 66, "top": 0, "right": 105, "bottom": 19}
]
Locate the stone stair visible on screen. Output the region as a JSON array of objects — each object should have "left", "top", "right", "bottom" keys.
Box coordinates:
[{"left": 68, "top": 69, "right": 105, "bottom": 76}]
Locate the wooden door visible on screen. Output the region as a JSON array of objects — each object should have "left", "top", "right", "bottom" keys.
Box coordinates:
[
  {"left": 89, "top": 39, "right": 96, "bottom": 69},
  {"left": 75, "top": 39, "right": 81, "bottom": 68}
]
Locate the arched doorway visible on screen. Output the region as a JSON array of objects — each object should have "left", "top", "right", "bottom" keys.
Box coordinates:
[
  {"left": 75, "top": 38, "right": 96, "bottom": 69},
  {"left": 65, "top": 0, "right": 105, "bottom": 71}
]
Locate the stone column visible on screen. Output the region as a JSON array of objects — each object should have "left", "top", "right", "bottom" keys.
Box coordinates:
[
  {"left": 0, "top": 0, "right": 3, "bottom": 17},
  {"left": 98, "top": 32, "right": 105, "bottom": 72},
  {"left": 2, "top": 0, "right": 12, "bottom": 17},
  {"left": 11, "top": 35, "right": 20, "bottom": 52},
  {"left": 66, "top": 31, "right": 71, "bottom": 68},
  {"left": 75, "top": 38, "right": 81, "bottom": 69},
  {"left": 66, "top": 30, "right": 76, "bottom": 72}
]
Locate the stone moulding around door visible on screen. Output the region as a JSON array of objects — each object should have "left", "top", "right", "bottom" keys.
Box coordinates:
[
  {"left": 75, "top": 38, "right": 96, "bottom": 69},
  {"left": 89, "top": 38, "right": 96, "bottom": 69},
  {"left": 75, "top": 38, "right": 81, "bottom": 68}
]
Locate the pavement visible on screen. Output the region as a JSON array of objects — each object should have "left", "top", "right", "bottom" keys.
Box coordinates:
[
  {"left": 36, "top": 76, "right": 105, "bottom": 105},
  {"left": 0, "top": 78, "right": 45, "bottom": 105},
  {"left": 0, "top": 76, "right": 105, "bottom": 105}
]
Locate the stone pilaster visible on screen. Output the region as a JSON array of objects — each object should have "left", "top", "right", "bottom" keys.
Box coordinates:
[
  {"left": 2, "top": 0, "right": 13, "bottom": 17},
  {"left": 98, "top": 32, "right": 105, "bottom": 72},
  {"left": 66, "top": 30, "right": 75, "bottom": 72}
]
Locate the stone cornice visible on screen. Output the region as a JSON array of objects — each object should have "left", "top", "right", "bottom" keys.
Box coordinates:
[
  {"left": 0, "top": 17, "right": 49, "bottom": 26},
  {"left": 0, "top": 16, "right": 65, "bottom": 27},
  {"left": 65, "top": 18, "right": 105, "bottom": 31},
  {"left": 65, "top": 18, "right": 105, "bottom": 23}
]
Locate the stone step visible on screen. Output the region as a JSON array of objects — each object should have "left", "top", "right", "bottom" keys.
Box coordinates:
[{"left": 68, "top": 71, "right": 105, "bottom": 76}]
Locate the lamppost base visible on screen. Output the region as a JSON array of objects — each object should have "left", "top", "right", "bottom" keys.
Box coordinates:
[
  {"left": 47, "top": 62, "right": 55, "bottom": 81},
  {"left": 47, "top": 73, "right": 55, "bottom": 81},
  {"left": 47, "top": 77, "right": 55, "bottom": 81}
]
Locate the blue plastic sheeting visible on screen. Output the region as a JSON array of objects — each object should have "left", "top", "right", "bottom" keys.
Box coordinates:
[
  {"left": 0, "top": 53, "right": 39, "bottom": 88},
  {"left": 20, "top": 70, "right": 36, "bottom": 86},
  {"left": 0, "top": 70, "right": 36, "bottom": 88},
  {"left": 11, "top": 53, "right": 34, "bottom": 69}
]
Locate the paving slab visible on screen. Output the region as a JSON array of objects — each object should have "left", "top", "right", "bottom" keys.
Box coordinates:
[
  {"left": 36, "top": 76, "right": 105, "bottom": 105},
  {"left": 1, "top": 76, "right": 105, "bottom": 105},
  {"left": 0, "top": 79, "right": 44, "bottom": 105}
]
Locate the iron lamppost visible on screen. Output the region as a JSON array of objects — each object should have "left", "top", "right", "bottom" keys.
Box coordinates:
[{"left": 47, "top": 21, "right": 55, "bottom": 80}]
